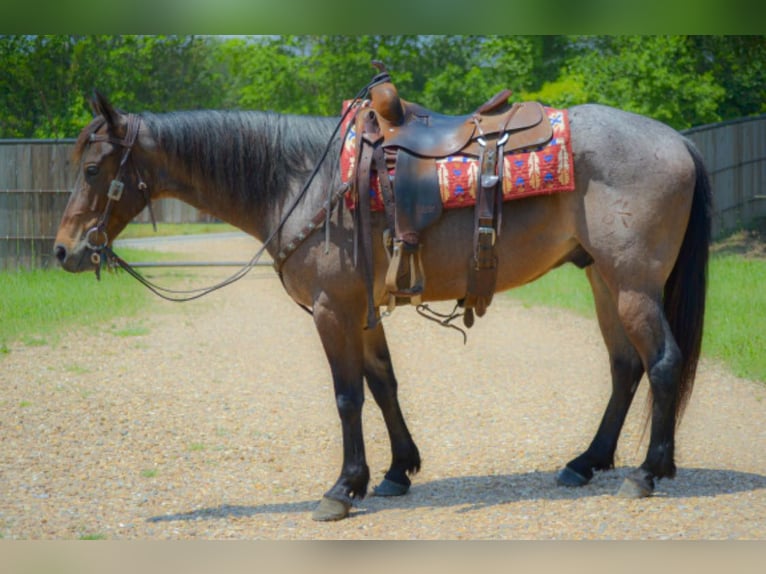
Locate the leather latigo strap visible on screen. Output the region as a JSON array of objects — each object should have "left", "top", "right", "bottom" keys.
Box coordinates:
[
  {"left": 356, "top": 109, "right": 382, "bottom": 329},
  {"left": 462, "top": 133, "right": 503, "bottom": 327}
]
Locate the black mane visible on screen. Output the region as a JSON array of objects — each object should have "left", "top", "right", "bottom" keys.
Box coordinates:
[{"left": 141, "top": 110, "right": 339, "bottom": 210}]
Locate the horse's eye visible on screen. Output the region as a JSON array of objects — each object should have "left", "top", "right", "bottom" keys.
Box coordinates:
[{"left": 85, "top": 164, "right": 99, "bottom": 177}]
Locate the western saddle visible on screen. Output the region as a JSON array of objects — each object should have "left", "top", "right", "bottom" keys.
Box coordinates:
[{"left": 352, "top": 63, "right": 553, "bottom": 329}]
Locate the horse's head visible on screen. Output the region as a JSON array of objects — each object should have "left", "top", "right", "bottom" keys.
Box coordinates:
[{"left": 54, "top": 92, "right": 154, "bottom": 273}]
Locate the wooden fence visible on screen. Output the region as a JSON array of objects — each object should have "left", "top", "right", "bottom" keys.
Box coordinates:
[
  {"left": 1, "top": 113, "right": 765, "bottom": 270},
  {"left": 684, "top": 115, "right": 766, "bottom": 236},
  {"left": 0, "top": 139, "right": 206, "bottom": 270}
]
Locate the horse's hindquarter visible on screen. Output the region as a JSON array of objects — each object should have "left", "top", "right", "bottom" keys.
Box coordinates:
[{"left": 568, "top": 104, "right": 696, "bottom": 288}]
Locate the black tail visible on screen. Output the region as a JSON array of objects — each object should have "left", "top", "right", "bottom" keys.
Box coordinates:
[{"left": 663, "top": 139, "right": 713, "bottom": 423}]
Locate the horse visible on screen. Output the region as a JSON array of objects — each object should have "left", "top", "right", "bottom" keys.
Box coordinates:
[{"left": 54, "top": 89, "right": 712, "bottom": 522}]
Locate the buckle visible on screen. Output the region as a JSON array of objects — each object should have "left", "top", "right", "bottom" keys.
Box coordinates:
[
  {"left": 107, "top": 179, "right": 125, "bottom": 201},
  {"left": 478, "top": 226, "right": 496, "bottom": 246}
]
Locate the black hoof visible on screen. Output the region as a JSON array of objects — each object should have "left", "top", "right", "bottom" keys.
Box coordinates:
[
  {"left": 556, "top": 466, "right": 591, "bottom": 487},
  {"left": 373, "top": 478, "right": 410, "bottom": 497}
]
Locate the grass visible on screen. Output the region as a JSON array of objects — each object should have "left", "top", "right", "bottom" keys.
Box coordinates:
[
  {"left": 508, "top": 264, "right": 595, "bottom": 318},
  {"left": 0, "top": 248, "right": 166, "bottom": 349},
  {"left": 110, "top": 322, "right": 151, "bottom": 337},
  {"left": 506, "top": 254, "right": 766, "bottom": 383},
  {"left": 79, "top": 533, "right": 107, "bottom": 540},
  {"left": 120, "top": 222, "right": 237, "bottom": 239},
  {"left": 703, "top": 254, "right": 766, "bottom": 381}
]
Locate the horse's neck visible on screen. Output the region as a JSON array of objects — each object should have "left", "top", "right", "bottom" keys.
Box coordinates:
[
  {"left": 151, "top": 169, "right": 257, "bottom": 235},
  {"left": 144, "top": 111, "right": 338, "bottom": 243}
]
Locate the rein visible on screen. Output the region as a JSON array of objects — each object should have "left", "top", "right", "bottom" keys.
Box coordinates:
[{"left": 89, "top": 80, "right": 376, "bottom": 302}]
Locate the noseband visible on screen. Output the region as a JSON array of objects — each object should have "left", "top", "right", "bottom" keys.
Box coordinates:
[{"left": 85, "top": 113, "right": 156, "bottom": 260}]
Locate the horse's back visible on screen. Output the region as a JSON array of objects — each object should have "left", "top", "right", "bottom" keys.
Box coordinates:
[{"left": 570, "top": 103, "right": 694, "bottom": 178}]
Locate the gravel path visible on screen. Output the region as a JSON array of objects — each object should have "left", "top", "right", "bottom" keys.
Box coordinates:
[{"left": 1, "top": 234, "right": 764, "bottom": 539}]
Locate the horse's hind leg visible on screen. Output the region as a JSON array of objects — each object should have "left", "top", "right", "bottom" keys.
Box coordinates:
[
  {"left": 614, "top": 288, "right": 682, "bottom": 497},
  {"left": 362, "top": 323, "right": 421, "bottom": 496},
  {"left": 558, "top": 266, "right": 645, "bottom": 487}
]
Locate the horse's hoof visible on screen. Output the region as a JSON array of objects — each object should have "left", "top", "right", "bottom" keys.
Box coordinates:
[
  {"left": 311, "top": 496, "right": 351, "bottom": 521},
  {"left": 617, "top": 476, "right": 653, "bottom": 499},
  {"left": 556, "top": 466, "right": 590, "bottom": 487},
  {"left": 372, "top": 478, "right": 410, "bottom": 497}
]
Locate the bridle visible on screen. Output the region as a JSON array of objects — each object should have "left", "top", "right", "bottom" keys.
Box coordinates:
[{"left": 85, "top": 113, "right": 156, "bottom": 263}]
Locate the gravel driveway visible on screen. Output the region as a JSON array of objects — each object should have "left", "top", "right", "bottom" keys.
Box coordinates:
[{"left": 1, "top": 234, "right": 764, "bottom": 539}]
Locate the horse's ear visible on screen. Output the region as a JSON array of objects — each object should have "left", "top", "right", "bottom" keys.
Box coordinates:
[
  {"left": 91, "top": 90, "right": 122, "bottom": 132},
  {"left": 88, "top": 93, "right": 100, "bottom": 118}
]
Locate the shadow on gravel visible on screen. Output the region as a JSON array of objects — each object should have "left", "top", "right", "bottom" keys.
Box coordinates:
[{"left": 146, "top": 467, "right": 766, "bottom": 523}]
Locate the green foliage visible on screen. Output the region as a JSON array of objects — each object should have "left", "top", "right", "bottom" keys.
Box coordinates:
[
  {"left": 563, "top": 36, "right": 726, "bottom": 129},
  {"left": 521, "top": 76, "right": 588, "bottom": 109},
  {"left": 1, "top": 35, "right": 764, "bottom": 137},
  {"left": 0, "top": 35, "right": 228, "bottom": 138},
  {"left": 689, "top": 36, "right": 766, "bottom": 119}
]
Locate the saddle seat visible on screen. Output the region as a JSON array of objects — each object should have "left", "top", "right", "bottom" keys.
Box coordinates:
[{"left": 369, "top": 74, "right": 552, "bottom": 159}]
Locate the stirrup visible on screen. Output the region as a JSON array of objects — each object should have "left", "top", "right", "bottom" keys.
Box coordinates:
[{"left": 385, "top": 237, "right": 424, "bottom": 302}]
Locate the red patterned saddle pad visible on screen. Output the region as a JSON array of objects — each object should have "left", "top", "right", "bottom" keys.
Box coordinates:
[{"left": 340, "top": 102, "right": 575, "bottom": 212}]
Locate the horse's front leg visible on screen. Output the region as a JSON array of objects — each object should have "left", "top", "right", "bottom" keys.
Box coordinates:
[
  {"left": 311, "top": 295, "right": 370, "bottom": 521},
  {"left": 362, "top": 322, "right": 421, "bottom": 496}
]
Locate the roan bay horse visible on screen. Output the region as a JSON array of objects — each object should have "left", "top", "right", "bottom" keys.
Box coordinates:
[{"left": 54, "top": 88, "right": 711, "bottom": 521}]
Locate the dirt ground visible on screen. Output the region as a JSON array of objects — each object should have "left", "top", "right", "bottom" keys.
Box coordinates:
[{"left": 0, "top": 233, "right": 764, "bottom": 540}]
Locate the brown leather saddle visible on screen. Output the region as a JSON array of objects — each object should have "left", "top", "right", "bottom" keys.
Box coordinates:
[{"left": 352, "top": 65, "right": 553, "bottom": 327}]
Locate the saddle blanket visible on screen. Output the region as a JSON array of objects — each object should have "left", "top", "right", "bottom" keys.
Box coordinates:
[{"left": 340, "top": 102, "right": 575, "bottom": 212}]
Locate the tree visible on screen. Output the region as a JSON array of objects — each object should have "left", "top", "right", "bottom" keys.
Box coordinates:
[
  {"left": 0, "top": 35, "right": 228, "bottom": 139},
  {"left": 563, "top": 36, "right": 726, "bottom": 130},
  {"left": 689, "top": 35, "right": 766, "bottom": 120},
  {"left": 2, "top": 35, "right": 763, "bottom": 138}
]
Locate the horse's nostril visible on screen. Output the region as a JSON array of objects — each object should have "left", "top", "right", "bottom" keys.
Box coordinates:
[{"left": 54, "top": 244, "right": 67, "bottom": 264}]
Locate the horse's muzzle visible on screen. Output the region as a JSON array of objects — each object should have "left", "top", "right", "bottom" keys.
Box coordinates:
[{"left": 54, "top": 242, "right": 99, "bottom": 273}]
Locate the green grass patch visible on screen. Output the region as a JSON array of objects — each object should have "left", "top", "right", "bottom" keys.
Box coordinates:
[
  {"left": 506, "top": 255, "right": 766, "bottom": 382},
  {"left": 110, "top": 322, "right": 151, "bottom": 337},
  {"left": 65, "top": 363, "right": 92, "bottom": 375},
  {"left": 79, "top": 533, "right": 107, "bottom": 540},
  {"left": 507, "top": 264, "right": 595, "bottom": 318},
  {"left": 140, "top": 468, "right": 158, "bottom": 478},
  {"left": 703, "top": 254, "right": 766, "bottom": 381},
  {"left": 21, "top": 335, "right": 49, "bottom": 347},
  {"left": 0, "top": 247, "right": 172, "bottom": 349},
  {"left": 120, "top": 222, "right": 238, "bottom": 239}
]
